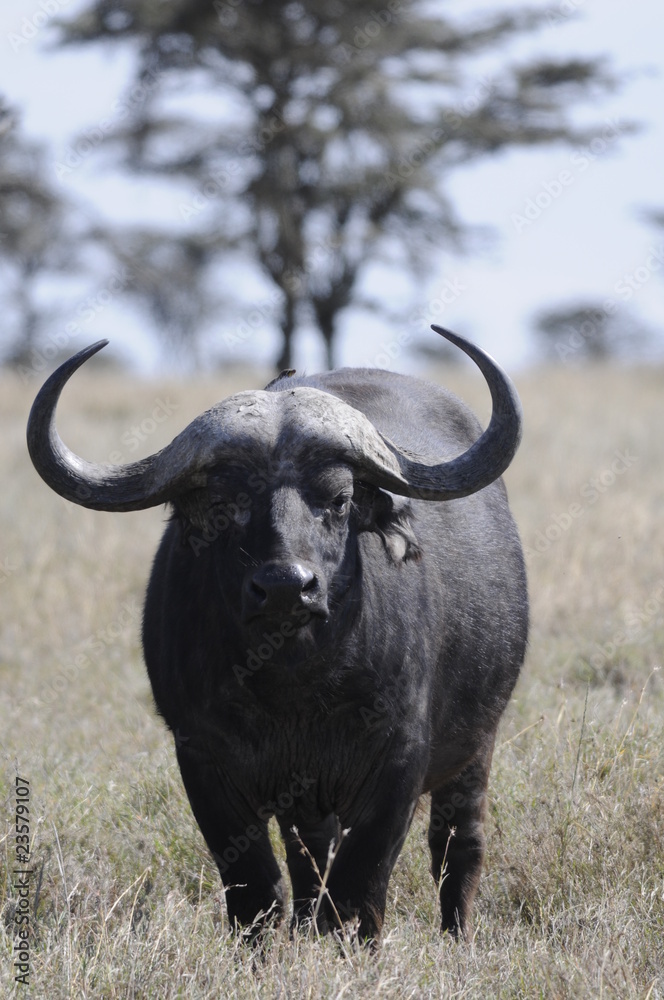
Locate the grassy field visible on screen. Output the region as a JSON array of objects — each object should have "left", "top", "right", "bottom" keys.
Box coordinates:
[{"left": 1, "top": 358, "right": 663, "bottom": 998}]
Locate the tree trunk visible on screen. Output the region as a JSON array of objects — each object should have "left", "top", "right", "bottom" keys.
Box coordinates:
[
  {"left": 7, "top": 268, "right": 40, "bottom": 367},
  {"left": 323, "top": 330, "right": 335, "bottom": 370},
  {"left": 316, "top": 308, "right": 336, "bottom": 370},
  {"left": 276, "top": 295, "right": 296, "bottom": 370}
]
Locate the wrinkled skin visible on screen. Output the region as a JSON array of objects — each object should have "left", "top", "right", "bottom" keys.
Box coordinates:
[{"left": 143, "top": 368, "right": 528, "bottom": 942}]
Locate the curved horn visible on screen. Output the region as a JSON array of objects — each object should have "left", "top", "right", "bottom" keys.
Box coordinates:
[
  {"left": 28, "top": 329, "right": 522, "bottom": 512},
  {"left": 344, "top": 326, "right": 523, "bottom": 501},
  {"left": 27, "top": 341, "right": 223, "bottom": 511}
]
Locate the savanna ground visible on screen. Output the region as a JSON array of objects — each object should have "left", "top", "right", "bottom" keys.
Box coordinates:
[{"left": 0, "top": 354, "right": 662, "bottom": 999}]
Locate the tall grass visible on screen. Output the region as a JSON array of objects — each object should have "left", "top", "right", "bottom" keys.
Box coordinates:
[{"left": 1, "top": 361, "right": 662, "bottom": 998}]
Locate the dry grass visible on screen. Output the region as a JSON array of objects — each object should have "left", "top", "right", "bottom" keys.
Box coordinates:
[{"left": 1, "top": 359, "right": 663, "bottom": 998}]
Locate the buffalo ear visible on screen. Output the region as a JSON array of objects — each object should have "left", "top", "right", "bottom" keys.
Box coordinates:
[
  {"left": 356, "top": 484, "right": 422, "bottom": 564},
  {"left": 173, "top": 489, "right": 211, "bottom": 533}
]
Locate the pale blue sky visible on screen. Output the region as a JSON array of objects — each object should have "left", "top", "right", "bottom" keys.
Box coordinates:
[{"left": 1, "top": 0, "right": 663, "bottom": 372}]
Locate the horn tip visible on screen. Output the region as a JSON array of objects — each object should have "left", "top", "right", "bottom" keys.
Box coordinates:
[
  {"left": 431, "top": 325, "right": 462, "bottom": 346},
  {"left": 58, "top": 340, "right": 110, "bottom": 371},
  {"left": 83, "top": 339, "right": 110, "bottom": 357},
  {"left": 62, "top": 339, "right": 110, "bottom": 374}
]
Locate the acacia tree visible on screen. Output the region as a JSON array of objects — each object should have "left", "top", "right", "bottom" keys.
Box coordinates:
[
  {"left": 97, "top": 226, "right": 227, "bottom": 370},
  {"left": 0, "top": 99, "right": 83, "bottom": 368},
  {"left": 58, "top": 1, "right": 614, "bottom": 369},
  {"left": 534, "top": 301, "right": 655, "bottom": 362}
]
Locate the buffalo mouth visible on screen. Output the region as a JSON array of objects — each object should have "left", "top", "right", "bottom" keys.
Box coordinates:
[
  {"left": 241, "top": 602, "right": 329, "bottom": 632},
  {"left": 235, "top": 603, "right": 332, "bottom": 683}
]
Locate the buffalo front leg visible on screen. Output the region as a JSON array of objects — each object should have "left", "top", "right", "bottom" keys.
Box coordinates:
[
  {"left": 278, "top": 813, "right": 341, "bottom": 930},
  {"left": 428, "top": 745, "right": 494, "bottom": 938},
  {"left": 176, "top": 744, "right": 286, "bottom": 937},
  {"left": 323, "top": 768, "right": 422, "bottom": 943}
]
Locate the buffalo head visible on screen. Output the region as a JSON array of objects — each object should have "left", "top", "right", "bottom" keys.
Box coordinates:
[{"left": 27, "top": 327, "right": 521, "bottom": 652}]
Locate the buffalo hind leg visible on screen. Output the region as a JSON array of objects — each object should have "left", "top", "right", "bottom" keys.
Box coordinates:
[
  {"left": 428, "top": 746, "right": 494, "bottom": 938},
  {"left": 279, "top": 814, "right": 340, "bottom": 931},
  {"left": 176, "top": 744, "right": 286, "bottom": 939}
]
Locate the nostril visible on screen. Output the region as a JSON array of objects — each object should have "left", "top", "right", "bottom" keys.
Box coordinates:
[
  {"left": 244, "top": 562, "right": 324, "bottom": 621},
  {"left": 249, "top": 580, "right": 267, "bottom": 603}
]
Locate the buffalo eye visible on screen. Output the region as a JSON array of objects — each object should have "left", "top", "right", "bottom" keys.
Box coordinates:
[
  {"left": 231, "top": 506, "right": 251, "bottom": 527},
  {"left": 311, "top": 490, "right": 352, "bottom": 518},
  {"left": 207, "top": 492, "right": 252, "bottom": 531},
  {"left": 330, "top": 492, "right": 351, "bottom": 513},
  {"left": 307, "top": 466, "right": 354, "bottom": 517}
]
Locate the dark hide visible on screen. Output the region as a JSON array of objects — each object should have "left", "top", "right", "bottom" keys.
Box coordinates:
[{"left": 142, "top": 367, "right": 528, "bottom": 942}]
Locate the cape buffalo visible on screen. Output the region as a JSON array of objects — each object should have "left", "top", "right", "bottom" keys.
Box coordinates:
[{"left": 27, "top": 326, "right": 528, "bottom": 943}]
